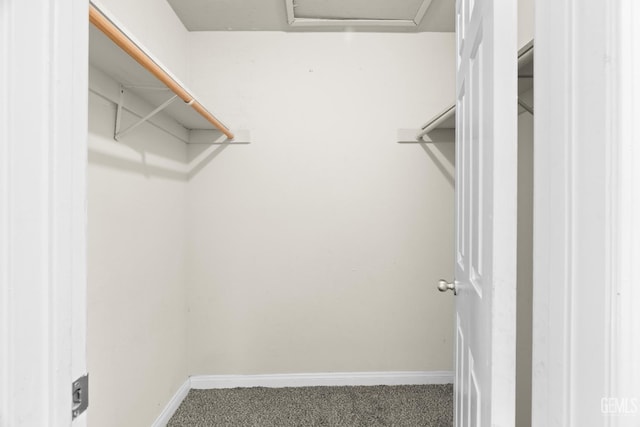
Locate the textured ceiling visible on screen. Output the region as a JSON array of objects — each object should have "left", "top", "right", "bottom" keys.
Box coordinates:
[{"left": 166, "top": 0, "right": 455, "bottom": 32}]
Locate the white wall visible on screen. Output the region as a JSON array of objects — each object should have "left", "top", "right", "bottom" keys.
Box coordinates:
[
  {"left": 185, "top": 32, "right": 457, "bottom": 375},
  {"left": 93, "top": 0, "right": 190, "bottom": 85},
  {"left": 518, "top": 0, "right": 535, "bottom": 50},
  {"left": 517, "top": 105, "right": 534, "bottom": 427},
  {"left": 87, "top": 2, "right": 191, "bottom": 425},
  {"left": 87, "top": 92, "right": 188, "bottom": 427},
  {"left": 517, "top": 2, "right": 534, "bottom": 422}
]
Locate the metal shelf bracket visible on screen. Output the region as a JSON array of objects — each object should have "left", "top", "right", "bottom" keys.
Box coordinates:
[{"left": 114, "top": 85, "right": 179, "bottom": 141}]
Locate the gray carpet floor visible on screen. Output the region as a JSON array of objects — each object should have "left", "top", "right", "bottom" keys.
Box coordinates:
[{"left": 167, "top": 384, "right": 453, "bottom": 426}]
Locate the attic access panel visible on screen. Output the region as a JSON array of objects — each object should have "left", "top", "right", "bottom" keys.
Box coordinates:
[
  {"left": 286, "top": 0, "right": 434, "bottom": 27},
  {"left": 294, "top": 0, "right": 422, "bottom": 20}
]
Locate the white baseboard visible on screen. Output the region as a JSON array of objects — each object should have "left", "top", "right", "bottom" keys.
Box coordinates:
[
  {"left": 189, "top": 371, "right": 454, "bottom": 389},
  {"left": 151, "top": 379, "right": 191, "bottom": 427}
]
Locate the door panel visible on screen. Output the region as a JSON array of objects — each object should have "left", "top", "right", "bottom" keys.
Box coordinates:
[{"left": 453, "top": 0, "right": 517, "bottom": 425}]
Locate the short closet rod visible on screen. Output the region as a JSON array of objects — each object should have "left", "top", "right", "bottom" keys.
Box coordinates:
[{"left": 89, "top": 4, "right": 235, "bottom": 140}]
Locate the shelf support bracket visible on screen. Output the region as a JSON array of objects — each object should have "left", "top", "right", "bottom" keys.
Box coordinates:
[
  {"left": 114, "top": 86, "right": 179, "bottom": 141},
  {"left": 114, "top": 85, "right": 125, "bottom": 140},
  {"left": 518, "top": 97, "right": 534, "bottom": 115}
]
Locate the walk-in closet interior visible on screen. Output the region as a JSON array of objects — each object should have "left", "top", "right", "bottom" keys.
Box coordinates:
[{"left": 87, "top": 0, "right": 534, "bottom": 425}]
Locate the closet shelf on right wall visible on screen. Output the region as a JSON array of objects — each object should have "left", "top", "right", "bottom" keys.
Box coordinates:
[{"left": 398, "top": 41, "right": 534, "bottom": 144}]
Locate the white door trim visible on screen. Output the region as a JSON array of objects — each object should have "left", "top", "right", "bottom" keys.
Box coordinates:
[
  {"left": 533, "top": 0, "right": 640, "bottom": 426},
  {"left": 531, "top": 1, "right": 575, "bottom": 424},
  {"left": 607, "top": 0, "right": 640, "bottom": 425},
  {"left": 0, "top": 0, "right": 88, "bottom": 426}
]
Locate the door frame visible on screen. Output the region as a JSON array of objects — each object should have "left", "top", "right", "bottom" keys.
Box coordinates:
[
  {"left": 0, "top": 0, "right": 88, "bottom": 425},
  {"left": 532, "top": 0, "right": 640, "bottom": 426}
]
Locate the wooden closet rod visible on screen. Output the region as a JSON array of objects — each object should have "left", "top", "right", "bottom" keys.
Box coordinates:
[{"left": 89, "top": 4, "right": 235, "bottom": 140}]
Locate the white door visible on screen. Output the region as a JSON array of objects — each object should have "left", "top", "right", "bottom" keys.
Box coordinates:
[{"left": 452, "top": 0, "right": 517, "bottom": 425}]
